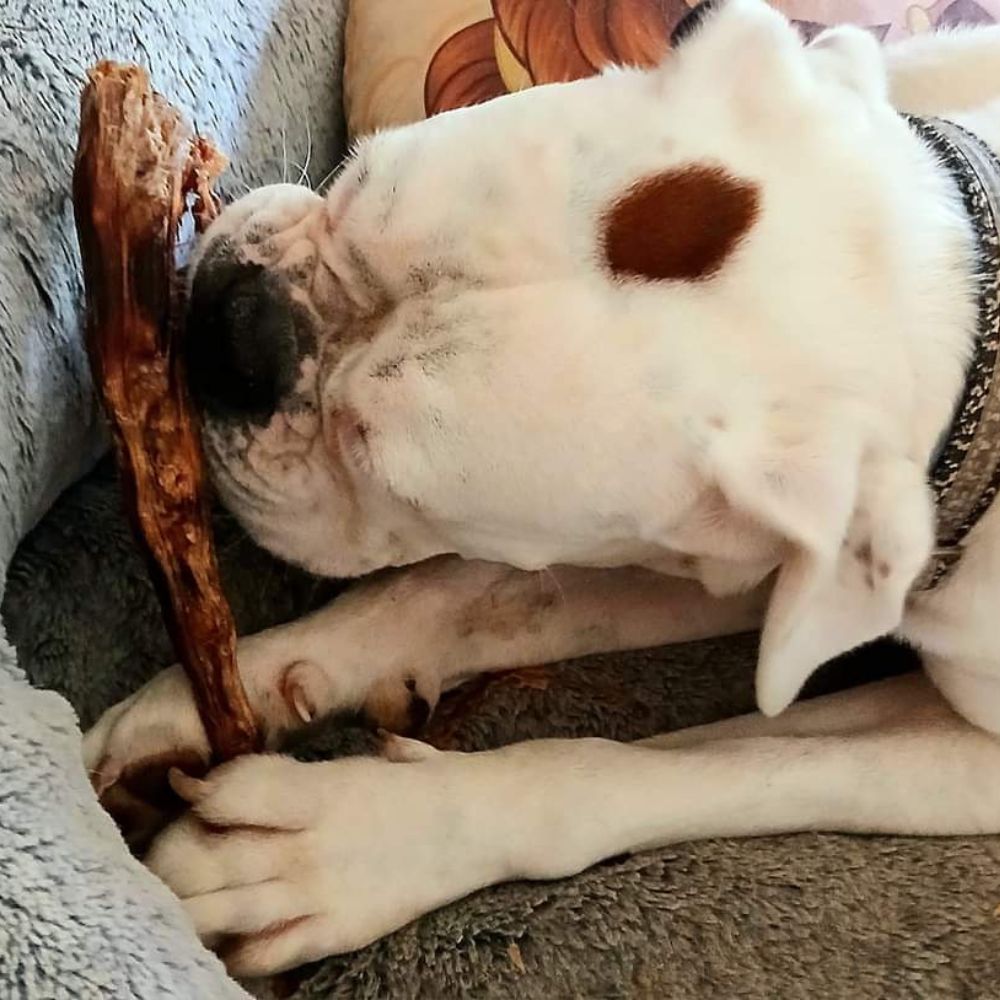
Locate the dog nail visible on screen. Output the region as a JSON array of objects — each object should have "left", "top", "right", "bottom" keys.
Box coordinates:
[
  {"left": 379, "top": 731, "right": 439, "bottom": 763},
  {"left": 168, "top": 767, "right": 210, "bottom": 804},
  {"left": 280, "top": 662, "right": 318, "bottom": 724},
  {"left": 290, "top": 684, "right": 314, "bottom": 724},
  {"left": 91, "top": 757, "right": 122, "bottom": 797}
]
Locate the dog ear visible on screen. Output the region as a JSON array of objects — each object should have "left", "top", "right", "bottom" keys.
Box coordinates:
[
  {"left": 601, "top": 164, "right": 760, "bottom": 282},
  {"left": 806, "top": 26, "right": 888, "bottom": 102},
  {"left": 708, "top": 415, "right": 934, "bottom": 716},
  {"left": 667, "top": 0, "right": 810, "bottom": 121}
]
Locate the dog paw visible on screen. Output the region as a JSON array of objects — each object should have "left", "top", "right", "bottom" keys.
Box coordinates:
[
  {"left": 83, "top": 665, "right": 213, "bottom": 848},
  {"left": 146, "top": 745, "right": 503, "bottom": 975},
  {"left": 83, "top": 613, "right": 442, "bottom": 848},
  {"left": 82, "top": 655, "right": 331, "bottom": 846}
]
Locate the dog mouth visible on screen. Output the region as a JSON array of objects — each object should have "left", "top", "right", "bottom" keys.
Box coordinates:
[
  {"left": 182, "top": 180, "right": 456, "bottom": 575},
  {"left": 201, "top": 414, "right": 314, "bottom": 518},
  {"left": 191, "top": 293, "right": 394, "bottom": 578}
]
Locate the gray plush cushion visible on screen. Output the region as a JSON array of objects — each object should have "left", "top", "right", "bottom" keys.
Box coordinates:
[{"left": 0, "top": 0, "right": 347, "bottom": 994}]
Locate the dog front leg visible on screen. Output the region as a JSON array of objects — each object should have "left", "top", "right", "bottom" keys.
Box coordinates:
[
  {"left": 146, "top": 673, "right": 1000, "bottom": 974},
  {"left": 502, "top": 675, "right": 1000, "bottom": 883},
  {"left": 84, "top": 558, "right": 763, "bottom": 820}
]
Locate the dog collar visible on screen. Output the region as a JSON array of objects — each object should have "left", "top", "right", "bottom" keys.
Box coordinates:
[{"left": 907, "top": 116, "right": 1000, "bottom": 591}]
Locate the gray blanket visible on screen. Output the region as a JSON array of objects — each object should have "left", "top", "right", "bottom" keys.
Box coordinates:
[
  {"left": 6, "top": 461, "right": 1000, "bottom": 999},
  {"left": 3, "top": 1, "right": 1000, "bottom": 997},
  {"left": 0, "top": 0, "right": 346, "bottom": 995}
]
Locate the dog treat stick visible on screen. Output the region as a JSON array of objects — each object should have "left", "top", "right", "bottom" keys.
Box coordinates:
[{"left": 73, "top": 61, "right": 261, "bottom": 762}]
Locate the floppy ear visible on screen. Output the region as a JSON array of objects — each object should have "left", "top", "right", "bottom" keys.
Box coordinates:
[
  {"left": 670, "top": 0, "right": 800, "bottom": 51},
  {"left": 709, "top": 417, "right": 934, "bottom": 717},
  {"left": 806, "top": 26, "right": 888, "bottom": 103},
  {"left": 665, "top": 0, "right": 812, "bottom": 126}
]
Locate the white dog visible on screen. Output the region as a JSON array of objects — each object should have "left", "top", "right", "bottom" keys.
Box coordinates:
[{"left": 84, "top": 0, "right": 1000, "bottom": 976}]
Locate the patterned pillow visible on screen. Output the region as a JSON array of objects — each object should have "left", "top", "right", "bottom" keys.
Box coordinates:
[{"left": 344, "top": 0, "right": 1000, "bottom": 138}]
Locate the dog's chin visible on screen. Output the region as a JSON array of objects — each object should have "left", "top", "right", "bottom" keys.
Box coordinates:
[
  {"left": 224, "top": 498, "right": 416, "bottom": 579},
  {"left": 250, "top": 526, "right": 405, "bottom": 579},
  {"left": 209, "top": 456, "right": 440, "bottom": 580}
]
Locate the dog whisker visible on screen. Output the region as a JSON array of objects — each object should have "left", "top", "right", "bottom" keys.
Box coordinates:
[
  {"left": 315, "top": 154, "right": 353, "bottom": 194},
  {"left": 281, "top": 114, "right": 289, "bottom": 185},
  {"left": 288, "top": 160, "right": 309, "bottom": 187},
  {"left": 297, "top": 121, "right": 313, "bottom": 188}
]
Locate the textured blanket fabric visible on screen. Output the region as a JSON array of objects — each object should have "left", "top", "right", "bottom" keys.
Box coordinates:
[
  {"left": 0, "top": 0, "right": 346, "bottom": 995},
  {"left": 6, "top": 461, "right": 1000, "bottom": 1000}
]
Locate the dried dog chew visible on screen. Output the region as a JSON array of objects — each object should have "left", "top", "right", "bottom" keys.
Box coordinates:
[{"left": 73, "top": 61, "right": 261, "bottom": 763}]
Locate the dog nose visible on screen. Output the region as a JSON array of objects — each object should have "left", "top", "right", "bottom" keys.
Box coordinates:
[{"left": 184, "top": 253, "right": 297, "bottom": 422}]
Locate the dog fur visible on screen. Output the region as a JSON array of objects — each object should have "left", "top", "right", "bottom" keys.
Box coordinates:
[{"left": 85, "top": 0, "right": 1000, "bottom": 976}]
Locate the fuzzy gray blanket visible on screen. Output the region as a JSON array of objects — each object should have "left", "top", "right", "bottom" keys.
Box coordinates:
[
  {"left": 3, "top": 1, "right": 1000, "bottom": 997},
  {"left": 0, "top": 0, "right": 345, "bottom": 995},
  {"left": 6, "top": 461, "right": 1000, "bottom": 999}
]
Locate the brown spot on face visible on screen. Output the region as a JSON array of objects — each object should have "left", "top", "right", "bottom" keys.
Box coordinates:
[
  {"left": 708, "top": 415, "right": 728, "bottom": 431},
  {"left": 877, "top": 560, "right": 891, "bottom": 580},
  {"left": 695, "top": 483, "right": 735, "bottom": 531},
  {"left": 602, "top": 165, "right": 760, "bottom": 283}
]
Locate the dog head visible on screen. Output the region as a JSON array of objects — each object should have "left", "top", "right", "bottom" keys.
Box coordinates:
[{"left": 186, "top": 0, "right": 949, "bottom": 712}]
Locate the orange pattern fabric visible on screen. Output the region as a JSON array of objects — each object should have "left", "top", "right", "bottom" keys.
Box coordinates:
[{"left": 344, "top": 0, "right": 1000, "bottom": 138}]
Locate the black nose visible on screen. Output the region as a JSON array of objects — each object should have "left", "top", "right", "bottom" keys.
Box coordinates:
[{"left": 184, "top": 248, "right": 299, "bottom": 423}]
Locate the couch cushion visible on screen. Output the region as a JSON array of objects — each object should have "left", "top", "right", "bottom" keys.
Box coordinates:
[
  {"left": 7, "top": 461, "right": 1000, "bottom": 999},
  {"left": 344, "top": 0, "right": 1000, "bottom": 138}
]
